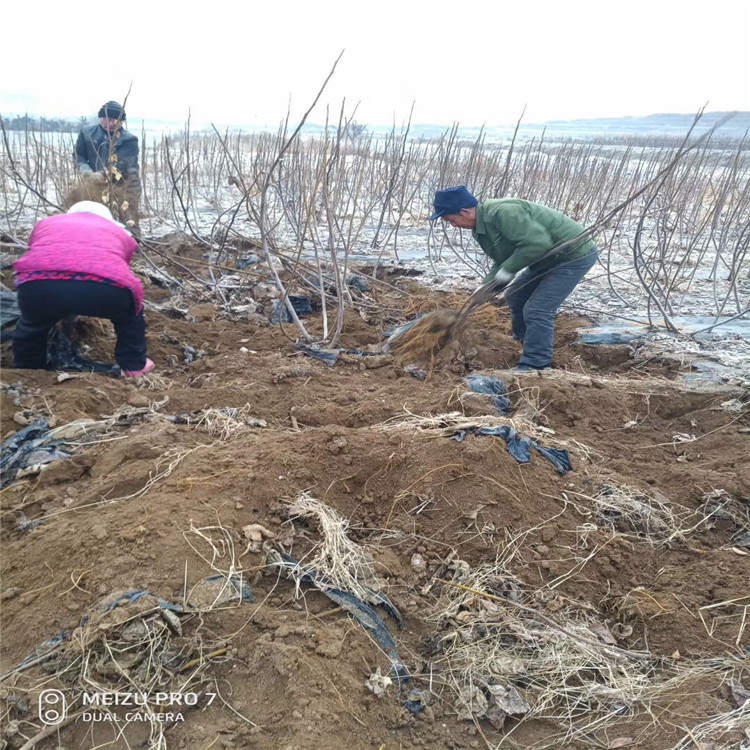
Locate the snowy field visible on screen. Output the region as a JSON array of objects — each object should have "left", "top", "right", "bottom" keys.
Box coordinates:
[{"left": 2, "top": 126, "right": 748, "bottom": 381}]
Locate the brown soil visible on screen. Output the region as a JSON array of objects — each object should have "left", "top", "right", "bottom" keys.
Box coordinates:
[{"left": 1, "top": 238, "right": 748, "bottom": 750}]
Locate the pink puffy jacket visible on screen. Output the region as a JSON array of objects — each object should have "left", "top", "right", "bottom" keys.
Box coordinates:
[{"left": 14, "top": 213, "right": 144, "bottom": 312}]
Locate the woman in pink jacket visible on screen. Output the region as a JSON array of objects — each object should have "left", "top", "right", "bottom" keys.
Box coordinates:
[{"left": 12, "top": 202, "right": 154, "bottom": 376}]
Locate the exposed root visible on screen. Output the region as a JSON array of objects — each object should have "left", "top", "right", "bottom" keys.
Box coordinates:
[
  {"left": 386, "top": 309, "right": 466, "bottom": 360},
  {"left": 107, "top": 443, "right": 208, "bottom": 502}
]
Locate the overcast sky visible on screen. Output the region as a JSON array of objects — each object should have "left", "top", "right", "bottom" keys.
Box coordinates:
[{"left": 3, "top": 0, "right": 748, "bottom": 128}]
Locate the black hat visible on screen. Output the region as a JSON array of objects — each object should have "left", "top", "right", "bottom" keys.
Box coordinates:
[
  {"left": 98, "top": 100, "right": 125, "bottom": 119},
  {"left": 430, "top": 185, "right": 478, "bottom": 221}
]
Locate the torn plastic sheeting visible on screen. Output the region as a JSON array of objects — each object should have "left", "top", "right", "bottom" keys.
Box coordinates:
[
  {"left": 0, "top": 575, "right": 248, "bottom": 681},
  {"left": 0, "top": 586, "right": 189, "bottom": 681},
  {"left": 347, "top": 275, "right": 370, "bottom": 293},
  {"left": 296, "top": 343, "right": 384, "bottom": 366},
  {"left": 301, "top": 274, "right": 338, "bottom": 295},
  {"left": 0, "top": 633, "right": 69, "bottom": 680},
  {"left": 273, "top": 551, "right": 401, "bottom": 625},
  {"left": 361, "top": 587, "right": 402, "bottom": 626},
  {"left": 403, "top": 363, "right": 427, "bottom": 381},
  {"left": 0, "top": 290, "right": 21, "bottom": 340},
  {"left": 97, "top": 589, "right": 185, "bottom": 613},
  {"left": 501, "top": 427, "right": 534, "bottom": 462},
  {"left": 465, "top": 375, "right": 508, "bottom": 396},
  {"left": 271, "top": 551, "right": 408, "bottom": 681},
  {"left": 182, "top": 345, "right": 205, "bottom": 365},
  {"left": 16, "top": 514, "right": 43, "bottom": 532},
  {"left": 301, "top": 273, "right": 370, "bottom": 295},
  {"left": 297, "top": 344, "right": 341, "bottom": 365},
  {"left": 203, "top": 574, "right": 254, "bottom": 602},
  {"left": 0, "top": 418, "right": 71, "bottom": 489},
  {"left": 491, "top": 395, "right": 511, "bottom": 414},
  {"left": 465, "top": 375, "right": 511, "bottom": 415},
  {"left": 402, "top": 688, "right": 428, "bottom": 714},
  {"left": 470, "top": 425, "right": 533, "bottom": 463},
  {"left": 452, "top": 425, "right": 572, "bottom": 475},
  {"left": 271, "top": 295, "right": 313, "bottom": 324},
  {"left": 340, "top": 348, "right": 382, "bottom": 358},
  {"left": 1, "top": 295, "right": 119, "bottom": 374},
  {"left": 314, "top": 586, "right": 407, "bottom": 677},
  {"left": 47, "top": 324, "right": 121, "bottom": 374},
  {"left": 236, "top": 254, "right": 261, "bottom": 270},
  {"left": 382, "top": 314, "right": 425, "bottom": 343},
  {"left": 534, "top": 445, "right": 573, "bottom": 475}
]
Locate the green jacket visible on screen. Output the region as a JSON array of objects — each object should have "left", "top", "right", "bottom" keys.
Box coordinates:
[{"left": 472, "top": 199, "right": 596, "bottom": 281}]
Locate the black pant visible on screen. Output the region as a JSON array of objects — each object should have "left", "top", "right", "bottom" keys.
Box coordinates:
[{"left": 13, "top": 280, "right": 146, "bottom": 371}]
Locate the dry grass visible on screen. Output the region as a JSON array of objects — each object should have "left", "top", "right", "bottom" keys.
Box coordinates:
[
  {"left": 699, "top": 488, "right": 750, "bottom": 542},
  {"left": 370, "top": 410, "right": 589, "bottom": 465},
  {"left": 512, "top": 383, "right": 549, "bottom": 425},
  {"left": 670, "top": 703, "right": 750, "bottom": 749},
  {"left": 137, "top": 373, "right": 176, "bottom": 390},
  {"left": 372, "top": 409, "right": 545, "bottom": 440},
  {"left": 182, "top": 520, "right": 260, "bottom": 614},
  {"left": 432, "top": 561, "right": 652, "bottom": 740},
  {"left": 193, "top": 406, "right": 267, "bottom": 440},
  {"left": 0, "top": 590, "right": 226, "bottom": 750},
  {"left": 427, "top": 544, "right": 739, "bottom": 748},
  {"left": 105, "top": 443, "right": 208, "bottom": 503},
  {"left": 386, "top": 282, "right": 508, "bottom": 361},
  {"left": 282, "top": 492, "right": 379, "bottom": 602},
  {"left": 579, "top": 483, "right": 704, "bottom": 545}
]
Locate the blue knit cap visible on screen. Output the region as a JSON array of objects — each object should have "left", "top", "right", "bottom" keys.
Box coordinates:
[{"left": 430, "top": 185, "right": 478, "bottom": 221}]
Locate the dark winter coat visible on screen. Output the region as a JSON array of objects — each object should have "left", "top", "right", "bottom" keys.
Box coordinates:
[{"left": 75, "top": 125, "right": 140, "bottom": 190}]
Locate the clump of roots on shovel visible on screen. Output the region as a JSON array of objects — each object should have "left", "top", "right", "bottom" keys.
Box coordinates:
[
  {"left": 386, "top": 309, "right": 466, "bottom": 359},
  {"left": 386, "top": 281, "right": 504, "bottom": 360}
]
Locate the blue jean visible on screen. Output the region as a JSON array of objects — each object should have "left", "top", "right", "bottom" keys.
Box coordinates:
[{"left": 505, "top": 249, "right": 598, "bottom": 368}]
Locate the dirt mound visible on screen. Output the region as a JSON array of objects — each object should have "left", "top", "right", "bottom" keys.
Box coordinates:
[{"left": 1, "top": 241, "right": 748, "bottom": 750}]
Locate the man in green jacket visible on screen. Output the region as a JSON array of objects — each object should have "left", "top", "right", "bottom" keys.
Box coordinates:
[{"left": 430, "top": 186, "right": 597, "bottom": 370}]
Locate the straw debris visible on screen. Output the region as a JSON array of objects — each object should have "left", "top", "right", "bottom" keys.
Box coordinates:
[
  {"left": 587, "top": 483, "right": 698, "bottom": 544},
  {"left": 428, "top": 552, "right": 706, "bottom": 746},
  {"left": 283, "top": 491, "right": 380, "bottom": 602},
  {"left": 0, "top": 591, "right": 226, "bottom": 749}
]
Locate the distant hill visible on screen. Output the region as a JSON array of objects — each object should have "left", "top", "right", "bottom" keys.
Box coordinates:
[
  {"left": 4, "top": 111, "right": 748, "bottom": 141},
  {"left": 390, "top": 112, "right": 750, "bottom": 141},
  {"left": 521, "top": 111, "right": 750, "bottom": 137}
]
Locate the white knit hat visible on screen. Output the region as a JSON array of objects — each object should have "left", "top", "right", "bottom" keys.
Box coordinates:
[{"left": 67, "top": 201, "right": 115, "bottom": 222}]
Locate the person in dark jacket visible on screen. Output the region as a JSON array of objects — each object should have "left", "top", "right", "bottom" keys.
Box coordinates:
[
  {"left": 76, "top": 101, "right": 140, "bottom": 226},
  {"left": 431, "top": 186, "right": 598, "bottom": 371}
]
